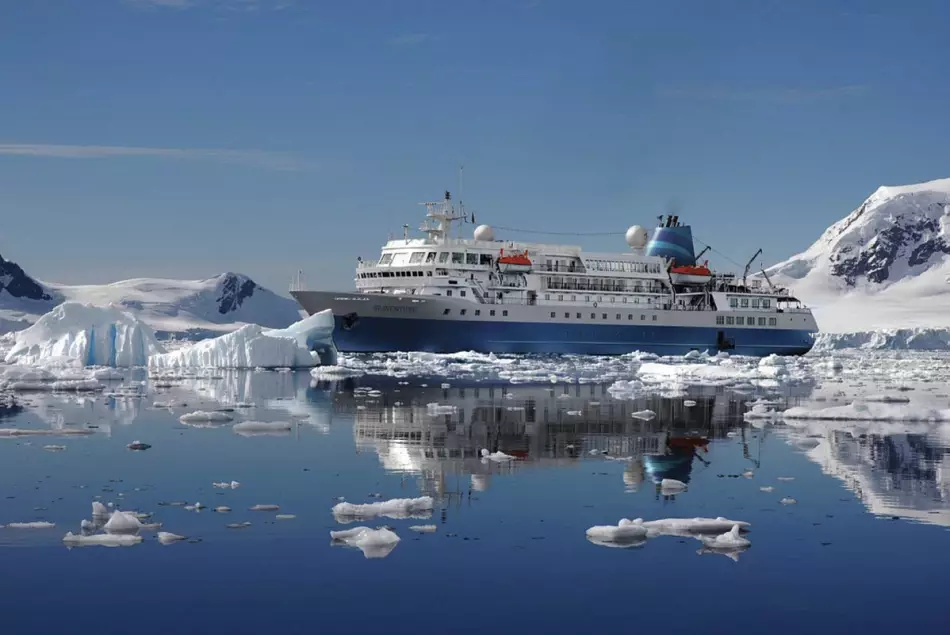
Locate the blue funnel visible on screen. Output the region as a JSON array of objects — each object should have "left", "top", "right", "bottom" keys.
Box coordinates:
[{"left": 646, "top": 225, "right": 696, "bottom": 266}]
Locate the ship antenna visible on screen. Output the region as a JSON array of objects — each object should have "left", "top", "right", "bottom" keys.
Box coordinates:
[{"left": 459, "top": 165, "right": 465, "bottom": 222}]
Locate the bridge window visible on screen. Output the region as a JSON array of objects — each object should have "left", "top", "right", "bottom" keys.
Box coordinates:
[
  {"left": 729, "top": 297, "right": 738, "bottom": 308},
  {"left": 716, "top": 315, "right": 725, "bottom": 325},
  {"left": 425, "top": 252, "right": 437, "bottom": 263},
  {"left": 740, "top": 299, "right": 749, "bottom": 308},
  {"left": 466, "top": 253, "right": 478, "bottom": 265},
  {"left": 480, "top": 254, "right": 492, "bottom": 265},
  {"left": 409, "top": 252, "right": 425, "bottom": 264},
  {"left": 502, "top": 310, "right": 508, "bottom": 317},
  {"left": 762, "top": 299, "right": 771, "bottom": 309},
  {"left": 438, "top": 252, "right": 449, "bottom": 263},
  {"left": 378, "top": 253, "right": 393, "bottom": 266},
  {"left": 451, "top": 252, "right": 464, "bottom": 264}
]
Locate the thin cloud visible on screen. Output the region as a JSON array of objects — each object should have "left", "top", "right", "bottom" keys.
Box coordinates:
[
  {"left": 125, "top": 0, "right": 294, "bottom": 11},
  {"left": 389, "top": 33, "right": 432, "bottom": 46},
  {"left": 0, "top": 143, "right": 314, "bottom": 171},
  {"left": 658, "top": 85, "right": 869, "bottom": 104}
]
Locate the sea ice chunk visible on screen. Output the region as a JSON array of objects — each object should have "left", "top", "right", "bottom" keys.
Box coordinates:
[
  {"left": 631, "top": 410, "right": 656, "bottom": 420},
  {"left": 157, "top": 532, "right": 187, "bottom": 545},
  {"left": 585, "top": 518, "right": 649, "bottom": 546},
  {"left": 147, "top": 310, "right": 336, "bottom": 369},
  {"left": 698, "top": 525, "right": 751, "bottom": 550},
  {"left": 62, "top": 531, "right": 143, "bottom": 547},
  {"left": 232, "top": 421, "right": 292, "bottom": 436},
  {"left": 179, "top": 411, "right": 233, "bottom": 424},
  {"left": 330, "top": 526, "right": 400, "bottom": 559},
  {"left": 1, "top": 521, "right": 56, "bottom": 529},
  {"left": 332, "top": 496, "right": 434, "bottom": 523},
  {"left": 640, "top": 517, "right": 751, "bottom": 537},
  {"left": 480, "top": 449, "right": 516, "bottom": 462},
  {"left": 660, "top": 478, "right": 687, "bottom": 493},
  {"left": 102, "top": 510, "right": 142, "bottom": 534},
  {"left": 408, "top": 525, "right": 437, "bottom": 533},
  {"left": 5, "top": 302, "right": 165, "bottom": 367}
]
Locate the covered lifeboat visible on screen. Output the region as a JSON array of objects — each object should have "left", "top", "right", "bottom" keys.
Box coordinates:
[
  {"left": 670, "top": 262, "right": 712, "bottom": 284},
  {"left": 497, "top": 249, "right": 532, "bottom": 273}
]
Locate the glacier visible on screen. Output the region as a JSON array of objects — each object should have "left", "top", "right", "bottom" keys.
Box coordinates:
[
  {"left": 147, "top": 309, "right": 336, "bottom": 369},
  {"left": 4, "top": 302, "right": 165, "bottom": 367}
]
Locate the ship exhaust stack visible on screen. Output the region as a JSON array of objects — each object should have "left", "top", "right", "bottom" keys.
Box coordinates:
[{"left": 645, "top": 215, "right": 697, "bottom": 266}]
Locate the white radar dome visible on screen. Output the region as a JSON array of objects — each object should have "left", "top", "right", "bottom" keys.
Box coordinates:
[
  {"left": 474, "top": 224, "right": 495, "bottom": 242},
  {"left": 625, "top": 225, "right": 648, "bottom": 249}
]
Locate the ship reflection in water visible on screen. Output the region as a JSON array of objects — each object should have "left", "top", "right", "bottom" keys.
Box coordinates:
[{"left": 321, "top": 378, "right": 764, "bottom": 498}]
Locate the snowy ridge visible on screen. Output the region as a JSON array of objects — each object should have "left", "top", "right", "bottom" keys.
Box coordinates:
[
  {"left": 763, "top": 177, "right": 950, "bottom": 334},
  {"left": 0, "top": 251, "right": 302, "bottom": 337}
]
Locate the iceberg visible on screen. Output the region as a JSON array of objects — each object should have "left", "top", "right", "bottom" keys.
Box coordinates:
[
  {"left": 585, "top": 519, "right": 649, "bottom": 547},
  {"left": 4, "top": 302, "right": 164, "bottom": 367},
  {"left": 147, "top": 310, "right": 336, "bottom": 370}
]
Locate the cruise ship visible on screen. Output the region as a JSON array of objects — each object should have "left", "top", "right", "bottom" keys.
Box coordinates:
[{"left": 291, "top": 191, "right": 818, "bottom": 356}]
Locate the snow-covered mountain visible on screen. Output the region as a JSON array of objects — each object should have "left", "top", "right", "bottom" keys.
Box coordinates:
[
  {"left": 766, "top": 178, "right": 950, "bottom": 333},
  {"left": 0, "top": 252, "right": 302, "bottom": 337}
]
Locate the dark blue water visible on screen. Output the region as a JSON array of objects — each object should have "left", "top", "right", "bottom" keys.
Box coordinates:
[{"left": 0, "top": 371, "right": 947, "bottom": 634}]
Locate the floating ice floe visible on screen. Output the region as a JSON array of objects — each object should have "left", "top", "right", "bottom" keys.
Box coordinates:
[
  {"left": 408, "top": 525, "right": 437, "bottom": 533},
  {"left": 780, "top": 497, "right": 798, "bottom": 505},
  {"left": 213, "top": 481, "right": 241, "bottom": 489},
  {"left": 0, "top": 428, "right": 93, "bottom": 438},
  {"left": 585, "top": 519, "right": 649, "bottom": 547},
  {"left": 276, "top": 514, "right": 296, "bottom": 520},
  {"left": 782, "top": 401, "right": 950, "bottom": 422},
  {"left": 640, "top": 517, "right": 751, "bottom": 537},
  {"left": 63, "top": 532, "right": 143, "bottom": 547},
  {"left": 310, "top": 365, "right": 365, "bottom": 379},
  {"left": 249, "top": 504, "right": 280, "bottom": 512},
  {"left": 631, "top": 410, "right": 656, "bottom": 420},
  {"left": 332, "top": 496, "right": 434, "bottom": 523},
  {"left": 147, "top": 310, "right": 336, "bottom": 370},
  {"left": 179, "top": 411, "right": 234, "bottom": 424},
  {"left": 157, "top": 532, "right": 187, "bottom": 545},
  {"left": 1, "top": 521, "right": 56, "bottom": 529},
  {"left": 330, "top": 526, "right": 400, "bottom": 559},
  {"left": 760, "top": 486, "right": 775, "bottom": 493},
  {"left": 232, "top": 421, "right": 292, "bottom": 436},
  {"left": 480, "top": 449, "right": 517, "bottom": 463},
  {"left": 698, "top": 525, "right": 751, "bottom": 550},
  {"left": 43, "top": 444, "right": 67, "bottom": 452},
  {"left": 4, "top": 303, "right": 165, "bottom": 367}
]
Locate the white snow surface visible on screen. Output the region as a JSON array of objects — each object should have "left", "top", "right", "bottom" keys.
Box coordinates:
[
  {"left": 4, "top": 303, "right": 164, "bottom": 367},
  {"left": 765, "top": 177, "right": 950, "bottom": 332},
  {"left": 585, "top": 518, "right": 649, "bottom": 544},
  {"left": 147, "top": 310, "right": 335, "bottom": 370},
  {"left": 698, "top": 525, "right": 751, "bottom": 550}
]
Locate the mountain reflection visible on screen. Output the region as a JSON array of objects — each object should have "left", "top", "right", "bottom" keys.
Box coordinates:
[{"left": 782, "top": 421, "right": 950, "bottom": 526}]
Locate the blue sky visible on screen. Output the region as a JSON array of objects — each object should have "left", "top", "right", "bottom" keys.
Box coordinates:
[{"left": 2, "top": 0, "right": 949, "bottom": 295}]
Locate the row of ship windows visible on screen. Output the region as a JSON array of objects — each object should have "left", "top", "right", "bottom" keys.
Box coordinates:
[
  {"left": 378, "top": 252, "right": 493, "bottom": 267},
  {"left": 442, "top": 308, "right": 508, "bottom": 317},
  {"left": 716, "top": 316, "right": 778, "bottom": 326},
  {"left": 546, "top": 293, "right": 660, "bottom": 304},
  {"left": 730, "top": 297, "right": 771, "bottom": 309},
  {"left": 585, "top": 260, "right": 662, "bottom": 274},
  {"left": 360, "top": 270, "right": 431, "bottom": 278}
]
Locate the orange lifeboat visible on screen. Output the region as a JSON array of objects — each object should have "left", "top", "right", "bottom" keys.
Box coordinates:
[
  {"left": 670, "top": 262, "right": 712, "bottom": 284},
  {"left": 497, "top": 249, "right": 532, "bottom": 273}
]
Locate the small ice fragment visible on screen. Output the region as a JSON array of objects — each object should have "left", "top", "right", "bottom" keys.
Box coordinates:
[
  {"left": 777, "top": 477, "right": 795, "bottom": 481},
  {"left": 275, "top": 514, "right": 296, "bottom": 520},
  {"left": 684, "top": 400, "right": 697, "bottom": 407},
  {"left": 742, "top": 469, "right": 754, "bottom": 478},
  {"left": 588, "top": 449, "right": 600, "bottom": 456},
  {"left": 215, "top": 506, "right": 231, "bottom": 513},
  {"left": 92, "top": 501, "right": 109, "bottom": 518},
  {"left": 760, "top": 486, "right": 775, "bottom": 493},
  {"left": 408, "top": 525, "right": 437, "bottom": 533},
  {"left": 103, "top": 511, "right": 142, "bottom": 534},
  {"left": 157, "top": 532, "right": 187, "bottom": 545},
  {"left": 698, "top": 525, "right": 751, "bottom": 550},
  {"left": 43, "top": 445, "right": 67, "bottom": 452},
  {"left": 566, "top": 410, "right": 582, "bottom": 416},
  {"left": 63, "top": 531, "right": 143, "bottom": 547},
  {"left": 232, "top": 421, "right": 292, "bottom": 436},
  {"left": 586, "top": 518, "right": 649, "bottom": 545},
  {"left": 249, "top": 504, "right": 280, "bottom": 512},
  {"left": 780, "top": 497, "right": 797, "bottom": 505},
  {"left": 330, "top": 526, "right": 400, "bottom": 559},
  {"left": 332, "top": 496, "right": 434, "bottom": 522},
  {"left": 179, "top": 411, "right": 233, "bottom": 424},
  {"left": 212, "top": 480, "right": 241, "bottom": 489},
  {"left": 127, "top": 441, "right": 151, "bottom": 451},
  {"left": 226, "top": 522, "right": 251, "bottom": 529},
  {"left": 440, "top": 383, "right": 450, "bottom": 389},
  {"left": 2, "top": 521, "right": 56, "bottom": 529},
  {"left": 631, "top": 410, "right": 656, "bottom": 420}
]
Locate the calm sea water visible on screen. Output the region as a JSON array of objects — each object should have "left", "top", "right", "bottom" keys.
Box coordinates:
[{"left": 0, "top": 368, "right": 947, "bottom": 635}]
